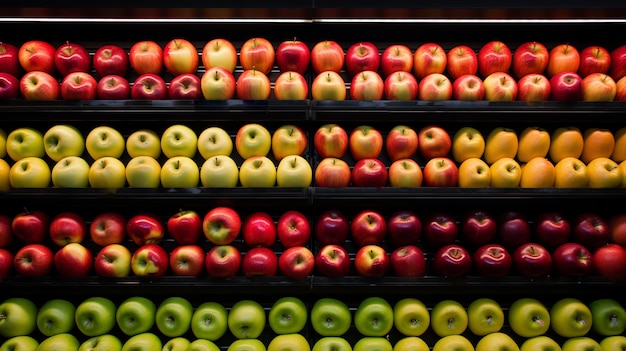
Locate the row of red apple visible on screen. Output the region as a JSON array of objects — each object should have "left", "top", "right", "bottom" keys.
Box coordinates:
[{"left": 2, "top": 294, "right": 625, "bottom": 351}]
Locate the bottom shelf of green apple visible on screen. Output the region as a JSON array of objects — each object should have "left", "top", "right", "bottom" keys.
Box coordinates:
[{"left": 0, "top": 294, "right": 625, "bottom": 351}]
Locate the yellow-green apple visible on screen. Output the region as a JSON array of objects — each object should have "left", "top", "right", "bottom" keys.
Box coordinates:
[
  {"left": 489, "top": 157, "right": 521, "bottom": 188},
  {"left": 417, "top": 72, "right": 452, "bottom": 101},
  {"left": 594, "top": 243, "right": 626, "bottom": 281},
  {"left": 161, "top": 124, "right": 198, "bottom": 159},
  {"left": 236, "top": 69, "right": 271, "bottom": 100},
  {"left": 0, "top": 72, "right": 20, "bottom": 100},
  {"left": 126, "top": 129, "right": 161, "bottom": 159},
  {"left": 96, "top": 74, "right": 130, "bottom": 100},
  {"left": 351, "top": 158, "right": 388, "bottom": 187},
  {"left": 86, "top": 125, "right": 125, "bottom": 160},
  {"left": 122, "top": 333, "right": 162, "bottom": 351},
  {"left": 239, "top": 155, "right": 276, "bottom": 187},
  {"left": 190, "top": 301, "right": 228, "bottom": 341},
  {"left": 277, "top": 210, "right": 310, "bottom": 248},
  {"left": 586, "top": 156, "right": 621, "bottom": 188},
  {"left": 116, "top": 296, "right": 156, "bottom": 336},
  {"left": 88, "top": 156, "right": 126, "bottom": 189},
  {"left": 350, "top": 70, "right": 384, "bottom": 100},
  {"left": 267, "top": 333, "right": 310, "bottom": 351},
  {"left": 458, "top": 157, "right": 491, "bottom": 188},
  {"left": 239, "top": 37, "right": 275, "bottom": 75},
  {"left": 0, "top": 129, "right": 6, "bottom": 158},
  {"left": 452, "top": 126, "right": 484, "bottom": 163},
  {"left": 310, "top": 298, "right": 351, "bottom": 337},
  {"left": 383, "top": 71, "right": 418, "bottom": 100},
  {"left": 18, "top": 40, "right": 56, "bottom": 74},
  {"left": 54, "top": 41, "right": 90, "bottom": 77},
  {"left": 311, "top": 71, "right": 346, "bottom": 100},
  {"left": 54, "top": 242, "right": 93, "bottom": 277},
  {"left": 432, "top": 335, "right": 472, "bottom": 351},
  {"left": 581, "top": 127, "right": 615, "bottom": 164},
  {"left": 388, "top": 159, "right": 422, "bottom": 187},
  {"left": 125, "top": 156, "right": 161, "bottom": 188},
  {"left": 131, "top": 73, "right": 167, "bottom": 100},
  {"left": 553, "top": 156, "right": 588, "bottom": 188},
  {"left": 512, "top": 41, "right": 549, "bottom": 79},
  {"left": 131, "top": 243, "right": 169, "bottom": 277},
  {"left": 228, "top": 300, "right": 267, "bottom": 339},
  {"left": 549, "top": 126, "right": 584, "bottom": 162},
  {"left": 562, "top": 337, "right": 602, "bottom": 351},
  {"left": 549, "top": 297, "right": 592, "bottom": 337},
  {"left": 197, "top": 126, "right": 232, "bottom": 160},
  {"left": 467, "top": 297, "right": 504, "bottom": 336},
  {"left": 478, "top": 40, "right": 512, "bottom": 78},
  {"left": 0, "top": 159, "right": 9, "bottom": 192},
  {"left": 612, "top": 126, "right": 626, "bottom": 162},
  {"left": 227, "top": 339, "right": 265, "bottom": 351},
  {"left": 349, "top": 125, "right": 383, "bottom": 160},
  {"left": 484, "top": 127, "right": 518, "bottom": 165},
  {"left": 582, "top": 72, "right": 617, "bottom": 101},
  {"left": 6, "top": 127, "right": 44, "bottom": 161},
  {"left": 160, "top": 156, "right": 199, "bottom": 188},
  {"left": 272, "top": 124, "right": 307, "bottom": 161},
  {"left": 155, "top": 297, "right": 193, "bottom": 338},
  {"left": 51, "top": 156, "right": 90, "bottom": 188},
  {"left": 314, "top": 157, "right": 351, "bottom": 187},
  {"left": 274, "top": 71, "right": 309, "bottom": 100},
  {"left": 90, "top": 212, "right": 126, "bottom": 246},
  {"left": 129, "top": 40, "right": 163, "bottom": 75},
  {"left": 205, "top": 244, "right": 241, "bottom": 278},
  {"left": 0, "top": 335, "right": 40, "bottom": 351},
  {"left": 169, "top": 244, "right": 205, "bottom": 276},
  {"left": 430, "top": 299, "right": 468, "bottom": 337},
  {"left": 0, "top": 42, "right": 21, "bottom": 77},
  {"left": 386, "top": 125, "right": 418, "bottom": 161},
  {"left": 474, "top": 332, "right": 519, "bottom": 351},
  {"left": 446, "top": 45, "right": 477, "bottom": 80},
  {"left": 519, "top": 157, "right": 555, "bottom": 188},
  {"left": 380, "top": 44, "right": 413, "bottom": 78},
  {"left": 163, "top": 38, "right": 199, "bottom": 75},
  {"left": 418, "top": 125, "right": 451, "bottom": 159},
  {"left": 200, "top": 66, "right": 236, "bottom": 100},
  {"left": 390, "top": 245, "right": 426, "bottom": 277},
  {"left": 350, "top": 209, "right": 387, "bottom": 247},
  {"left": 75, "top": 297, "right": 117, "bottom": 337},
  {"left": 315, "top": 244, "right": 351, "bottom": 277},
  {"left": 242, "top": 246, "right": 278, "bottom": 277},
  {"left": 278, "top": 246, "right": 315, "bottom": 280},
  {"left": 413, "top": 43, "right": 447, "bottom": 79},
  {"left": 423, "top": 157, "right": 458, "bottom": 187},
  {"left": 93, "top": 44, "right": 128, "bottom": 78},
  {"left": 13, "top": 244, "right": 53, "bottom": 277},
  {"left": 547, "top": 43, "right": 580, "bottom": 78},
  {"left": 451, "top": 74, "right": 485, "bottom": 101},
  {"left": 202, "top": 38, "right": 237, "bottom": 73},
  {"left": 517, "top": 73, "right": 551, "bottom": 103},
  {"left": 43, "top": 124, "right": 84, "bottom": 162},
  {"left": 9, "top": 156, "right": 50, "bottom": 188},
  {"left": 579, "top": 45, "right": 611, "bottom": 77},
  {"left": 393, "top": 298, "right": 429, "bottom": 336},
  {"left": 314, "top": 123, "right": 348, "bottom": 159},
  {"left": 200, "top": 155, "right": 239, "bottom": 188},
  {"left": 353, "top": 297, "right": 393, "bottom": 337},
  {"left": 354, "top": 244, "right": 389, "bottom": 277},
  {"left": 276, "top": 38, "right": 310, "bottom": 75},
  {"left": 601, "top": 336, "right": 626, "bottom": 351},
  {"left": 276, "top": 155, "right": 312, "bottom": 187},
  {"left": 168, "top": 73, "right": 202, "bottom": 100},
  {"left": 235, "top": 123, "right": 272, "bottom": 159},
  {"left": 242, "top": 211, "right": 276, "bottom": 248},
  {"left": 508, "top": 297, "right": 550, "bottom": 338},
  {"left": 483, "top": 71, "right": 517, "bottom": 101},
  {"left": 311, "top": 40, "right": 344, "bottom": 74},
  {"left": 345, "top": 42, "right": 380, "bottom": 77},
  {"left": 393, "top": 337, "right": 428, "bottom": 351},
  {"left": 19, "top": 70, "right": 60, "bottom": 100},
  {"left": 550, "top": 71, "right": 583, "bottom": 102},
  {"left": 60, "top": 71, "right": 97, "bottom": 100},
  {"left": 37, "top": 333, "right": 80, "bottom": 351},
  {"left": 519, "top": 336, "right": 561, "bottom": 351},
  {"left": 49, "top": 212, "right": 86, "bottom": 246},
  {"left": 590, "top": 298, "right": 626, "bottom": 336}
]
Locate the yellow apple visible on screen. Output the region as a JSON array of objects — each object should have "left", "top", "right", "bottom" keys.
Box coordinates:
[
  {"left": 611, "top": 127, "right": 626, "bottom": 163},
  {"left": 0, "top": 129, "right": 6, "bottom": 158},
  {"left": 484, "top": 127, "right": 518, "bottom": 165},
  {"left": 51, "top": 156, "right": 90, "bottom": 188},
  {"left": 393, "top": 337, "right": 429, "bottom": 351},
  {"left": 458, "top": 157, "right": 491, "bottom": 188},
  {"left": 126, "top": 129, "right": 162, "bottom": 159},
  {"left": 89, "top": 156, "right": 127, "bottom": 189},
  {"left": 0, "top": 158, "right": 11, "bottom": 191},
  {"left": 276, "top": 155, "right": 312, "bottom": 187},
  {"left": 489, "top": 157, "right": 521, "bottom": 188},
  {"left": 451, "top": 127, "right": 485, "bottom": 163},
  {"left": 9, "top": 156, "right": 51, "bottom": 188},
  {"left": 520, "top": 336, "right": 561, "bottom": 351},
  {"left": 475, "top": 332, "right": 520, "bottom": 351},
  {"left": 200, "top": 155, "right": 239, "bottom": 188},
  {"left": 586, "top": 157, "right": 622, "bottom": 188},
  {"left": 619, "top": 160, "right": 626, "bottom": 187},
  {"left": 554, "top": 157, "right": 589, "bottom": 188},
  {"left": 160, "top": 156, "right": 200, "bottom": 188},
  {"left": 581, "top": 127, "right": 615, "bottom": 164},
  {"left": 125, "top": 156, "right": 162, "bottom": 188},
  {"left": 197, "top": 126, "right": 233, "bottom": 160},
  {"left": 517, "top": 126, "right": 550, "bottom": 163},
  {"left": 239, "top": 156, "right": 276, "bottom": 187},
  {"left": 432, "top": 335, "right": 473, "bottom": 351},
  {"left": 520, "top": 157, "right": 555, "bottom": 188},
  {"left": 549, "top": 126, "right": 584, "bottom": 163}
]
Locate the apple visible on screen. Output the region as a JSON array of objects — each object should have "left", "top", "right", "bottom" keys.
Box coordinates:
[
  {"left": 277, "top": 210, "right": 310, "bottom": 248},
  {"left": 169, "top": 244, "right": 205, "bottom": 276},
  {"left": 204, "top": 244, "right": 241, "bottom": 278},
  {"left": 593, "top": 243, "right": 626, "bottom": 281},
  {"left": 582, "top": 72, "right": 617, "bottom": 101},
  {"left": 315, "top": 244, "right": 351, "bottom": 277},
  {"left": 350, "top": 70, "right": 384, "bottom": 100},
  {"left": 472, "top": 243, "right": 512, "bottom": 278},
  {"left": 242, "top": 211, "right": 276, "bottom": 248},
  {"left": 268, "top": 296, "right": 307, "bottom": 335},
  {"left": 349, "top": 125, "right": 383, "bottom": 161},
  {"left": 484, "top": 127, "right": 518, "bottom": 165},
  {"left": 422, "top": 157, "right": 458, "bottom": 187},
  {"left": 197, "top": 126, "right": 232, "bottom": 160},
  {"left": 609, "top": 213, "right": 626, "bottom": 246},
  {"left": 386, "top": 210, "right": 421, "bottom": 247},
  {"left": 385, "top": 125, "right": 418, "bottom": 162},
  {"left": 432, "top": 244, "right": 472, "bottom": 278},
  {"left": 588, "top": 157, "right": 622, "bottom": 188},
  {"left": 12, "top": 209, "right": 48, "bottom": 244},
  {"left": 96, "top": 74, "right": 130, "bottom": 99},
  {"left": 0, "top": 215, "right": 11, "bottom": 248},
  {"left": 314, "top": 123, "right": 348, "bottom": 159},
  {"left": 93, "top": 243, "right": 131, "bottom": 278},
  {"left": 155, "top": 296, "right": 193, "bottom": 337},
  {"left": 314, "top": 210, "right": 349, "bottom": 246},
  {"left": 533, "top": 211, "right": 571, "bottom": 250},
  {"left": 383, "top": 70, "right": 418, "bottom": 100},
  {"left": 579, "top": 45, "right": 611, "bottom": 77},
  {"left": 131, "top": 244, "right": 169, "bottom": 277},
  {"left": 19, "top": 70, "right": 60, "bottom": 100},
  {"left": 351, "top": 158, "right": 388, "bottom": 187},
  {"left": 467, "top": 297, "right": 504, "bottom": 336},
  {"left": 459, "top": 209, "right": 496, "bottom": 248},
  {"left": 166, "top": 210, "right": 202, "bottom": 245},
  {"left": 200, "top": 155, "right": 239, "bottom": 188},
  {"left": 276, "top": 38, "right": 310, "bottom": 75},
  {"left": 75, "top": 296, "right": 117, "bottom": 337},
  {"left": 168, "top": 73, "right": 202, "bottom": 100},
  {"left": 354, "top": 244, "right": 389, "bottom": 277},
  {"left": 37, "top": 334, "right": 80, "bottom": 351},
  {"left": 446, "top": 45, "right": 477, "bottom": 80},
  {"left": 547, "top": 43, "right": 580, "bottom": 78},
  {"left": 354, "top": 296, "right": 394, "bottom": 337},
  {"left": 51, "top": 156, "right": 90, "bottom": 188},
  {"left": 388, "top": 159, "right": 423, "bottom": 188},
  {"left": 475, "top": 332, "right": 519, "bottom": 351},
  {"left": 116, "top": 296, "right": 156, "bottom": 337},
  {"left": 310, "top": 40, "right": 344, "bottom": 74},
  {"left": 519, "top": 336, "right": 561, "bottom": 351},
  {"left": 311, "top": 71, "right": 346, "bottom": 100},
  {"left": 312, "top": 338, "right": 351, "bottom": 351},
  {"left": 345, "top": 42, "right": 380, "bottom": 77},
  {"left": 0, "top": 42, "right": 21, "bottom": 77},
  {"left": 0, "top": 249, "right": 13, "bottom": 281},
  {"left": 55, "top": 41, "right": 91, "bottom": 77},
  {"left": 43, "top": 124, "right": 84, "bottom": 162},
  {"left": 517, "top": 73, "right": 551, "bottom": 102},
  {"left": 126, "top": 212, "right": 164, "bottom": 246},
  {"left": 236, "top": 69, "right": 271, "bottom": 100},
  {"left": 0, "top": 336, "right": 39, "bottom": 351},
  {"left": 129, "top": 40, "right": 162, "bottom": 75},
  {"left": 549, "top": 126, "right": 584, "bottom": 163},
  {"left": 241, "top": 246, "right": 278, "bottom": 277},
  {"left": 271, "top": 124, "right": 307, "bottom": 161},
  {"left": 191, "top": 301, "right": 228, "bottom": 341},
  {"left": 228, "top": 299, "right": 266, "bottom": 339},
  {"left": 498, "top": 210, "right": 531, "bottom": 251},
  {"left": 268, "top": 333, "right": 311, "bottom": 351},
  {"left": 390, "top": 245, "right": 426, "bottom": 277},
  {"left": 54, "top": 242, "right": 93, "bottom": 277},
  {"left": 519, "top": 156, "right": 555, "bottom": 188},
  {"left": 483, "top": 71, "right": 518, "bottom": 101},
  {"left": 508, "top": 297, "right": 551, "bottom": 338},
  {"left": 239, "top": 155, "right": 277, "bottom": 187},
  {"left": 451, "top": 126, "right": 485, "bottom": 163},
  {"left": 380, "top": 44, "right": 413, "bottom": 77},
  {"left": 550, "top": 71, "right": 583, "bottom": 102},
  {"left": 9, "top": 156, "right": 50, "bottom": 188},
  {"left": 239, "top": 37, "right": 275, "bottom": 75},
  {"left": 512, "top": 41, "right": 549, "bottom": 79},
  {"left": 274, "top": 71, "right": 309, "bottom": 100},
  {"left": 161, "top": 124, "right": 198, "bottom": 158},
  {"left": 413, "top": 43, "right": 447, "bottom": 79},
  {"left": 512, "top": 242, "right": 552, "bottom": 278},
  {"left": 550, "top": 297, "right": 593, "bottom": 338},
  {"left": 163, "top": 38, "right": 199, "bottom": 76},
  {"left": 131, "top": 73, "right": 167, "bottom": 100},
  {"left": 90, "top": 212, "right": 126, "bottom": 246},
  {"left": 432, "top": 335, "right": 473, "bottom": 351},
  {"left": 85, "top": 125, "right": 125, "bottom": 160},
  {"left": 310, "top": 298, "right": 351, "bottom": 337},
  {"left": 227, "top": 340, "right": 265, "bottom": 351},
  {"left": 478, "top": 40, "right": 512, "bottom": 78},
  {"left": 418, "top": 125, "right": 451, "bottom": 159},
  {"left": 48, "top": 212, "right": 86, "bottom": 246},
  {"left": 200, "top": 66, "right": 236, "bottom": 100},
  {"left": 202, "top": 38, "right": 237, "bottom": 73},
  {"left": 38, "top": 299, "right": 76, "bottom": 337},
  {"left": 0, "top": 72, "right": 19, "bottom": 100},
  {"left": 581, "top": 127, "right": 615, "bottom": 164},
  {"left": 601, "top": 336, "right": 626, "bottom": 351},
  {"left": 278, "top": 246, "right": 315, "bottom": 280},
  {"left": 430, "top": 299, "right": 468, "bottom": 337},
  {"left": 613, "top": 126, "right": 626, "bottom": 162},
  {"left": 203, "top": 206, "right": 241, "bottom": 245},
  {"left": 0, "top": 297, "right": 38, "bottom": 338},
  {"left": 13, "top": 244, "right": 52, "bottom": 277},
  {"left": 314, "top": 157, "right": 351, "bottom": 188},
  {"left": 422, "top": 212, "right": 458, "bottom": 249},
  {"left": 160, "top": 156, "right": 200, "bottom": 188},
  {"left": 573, "top": 212, "right": 610, "bottom": 250},
  {"left": 590, "top": 298, "right": 626, "bottom": 336},
  {"left": 125, "top": 156, "right": 161, "bottom": 188},
  {"left": 162, "top": 338, "right": 190, "bottom": 351},
  {"left": 451, "top": 74, "right": 485, "bottom": 101},
  {"left": 517, "top": 126, "right": 550, "bottom": 163},
  {"left": 392, "top": 298, "right": 430, "bottom": 337},
  {"left": 417, "top": 72, "right": 452, "bottom": 101},
  {"left": 235, "top": 123, "right": 272, "bottom": 159},
  {"left": 350, "top": 209, "right": 386, "bottom": 247},
  {"left": 93, "top": 44, "right": 128, "bottom": 77},
  {"left": 122, "top": 333, "right": 162, "bottom": 351},
  {"left": 18, "top": 40, "right": 56, "bottom": 74},
  {"left": 552, "top": 242, "right": 593, "bottom": 278}
]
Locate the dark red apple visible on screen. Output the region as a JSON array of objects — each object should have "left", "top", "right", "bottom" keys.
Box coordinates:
[
  {"left": 241, "top": 247, "right": 278, "bottom": 277},
  {"left": 432, "top": 244, "right": 472, "bottom": 278},
  {"left": 386, "top": 210, "right": 422, "bottom": 248},
  {"left": 350, "top": 209, "right": 387, "bottom": 247},
  {"left": 315, "top": 244, "right": 351, "bottom": 277},
  {"left": 390, "top": 245, "right": 426, "bottom": 277},
  {"left": 460, "top": 209, "right": 497, "bottom": 248},
  {"left": 497, "top": 211, "right": 531, "bottom": 251},
  {"left": 512, "top": 242, "right": 552, "bottom": 278},
  {"left": 534, "top": 211, "right": 572, "bottom": 250},
  {"left": 422, "top": 212, "right": 458, "bottom": 249},
  {"left": 573, "top": 213, "right": 610, "bottom": 251},
  {"left": 472, "top": 243, "right": 512, "bottom": 278},
  {"left": 552, "top": 242, "right": 593, "bottom": 278},
  {"left": 593, "top": 243, "right": 626, "bottom": 281},
  {"left": 314, "top": 210, "right": 350, "bottom": 246}
]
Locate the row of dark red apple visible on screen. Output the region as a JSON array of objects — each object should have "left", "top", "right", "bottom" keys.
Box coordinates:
[
  {"left": 0, "top": 206, "right": 625, "bottom": 282},
  {"left": 2, "top": 38, "right": 626, "bottom": 101}
]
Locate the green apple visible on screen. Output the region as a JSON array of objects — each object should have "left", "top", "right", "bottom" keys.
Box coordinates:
[
  {"left": 352, "top": 337, "right": 392, "bottom": 351},
  {"left": 431, "top": 335, "right": 473, "bottom": 351},
  {"left": 126, "top": 129, "right": 162, "bottom": 159},
  {"left": 188, "top": 339, "right": 221, "bottom": 351},
  {"left": 312, "top": 337, "right": 352, "bottom": 351},
  {"left": 6, "top": 127, "right": 45, "bottom": 161},
  {"left": 392, "top": 337, "right": 429, "bottom": 351},
  {"left": 549, "top": 297, "right": 592, "bottom": 338},
  {"left": 430, "top": 300, "right": 468, "bottom": 337},
  {"left": 125, "top": 156, "right": 162, "bottom": 188},
  {"left": 121, "top": 332, "right": 162, "bottom": 351},
  {"left": 467, "top": 297, "right": 504, "bottom": 336},
  {"left": 9, "top": 156, "right": 51, "bottom": 188},
  {"left": 561, "top": 337, "right": 602, "bottom": 351},
  {"left": 74, "top": 296, "right": 117, "bottom": 337},
  {"left": 227, "top": 339, "right": 266, "bottom": 351},
  {"left": 36, "top": 299, "right": 76, "bottom": 337},
  {"left": 160, "top": 156, "right": 199, "bottom": 188},
  {"left": 475, "top": 332, "right": 520, "bottom": 351},
  {"left": 393, "top": 298, "right": 430, "bottom": 337},
  {"left": 162, "top": 337, "right": 190, "bottom": 351},
  {"left": 43, "top": 124, "right": 85, "bottom": 162},
  {"left": 269, "top": 296, "right": 308, "bottom": 335},
  {"left": 200, "top": 155, "right": 239, "bottom": 188},
  {"left": 78, "top": 334, "right": 122, "bottom": 351},
  {"left": 37, "top": 333, "right": 79, "bottom": 351},
  {"left": 161, "top": 124, "right": 198, "bottom": 159},
  {"left": 600, "top": 335, "right": 626, "bottom": 351},
  {"left": 354, "top": 296, "right": 394, "bottom": 337},
  {"left": 235, "top": 123, "right": 272, "bottom": 159},
  {"left": 227, "top": 299, "right": 266, "bottom": 339},
  {"left": 85, "top": 126, "right": 125, "bottom": 160},
  {"left": 89, "top": 156, "right": 127, "bottom": 189},
  {"left": 276, "top": 155, "right": 312, "bottom": 187},
  {"left": 507, "top": 297, "right": 550, "bottom": 338},
  {"left": 239, "top": 155, "right": 276, "bottom": 187},
  {"left": 155, "top": 296, "right": 193, "bottom": 337},
  {"left": 519, "top": 336, "right": 562, "bottom": 351},
  {"left": 0, "top": 128, "right": 7, "bottom": 158},
  {"left": 116, "top": 296, "right": 156, "bottom": 336},
  {"left": 267, "top": 333, "right": 310, "bottom": 351},
  {"left": 589, "top": 298, "right": 626, "bottom": 336},
  {"left": 51, "top": 156, "right": 90, "bottom": 188},
  {"left": 197, "top": 126, "right": 233, "bottom": 159},
  {"left": 191, "top": 301, "right": 228, "bottom": 341},
  {"left": 0, "top": 297, "right": 38, "bottom": 337},
  {"left": 0, "top": 336, "right": 39, "bottom": 351},
  {"left": 310, "top": 298, "right": 351, "bottom": 337}
]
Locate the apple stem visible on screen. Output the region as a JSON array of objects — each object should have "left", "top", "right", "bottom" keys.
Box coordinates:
[
  {"left": 487, "top": 316, "right": 493, "bottom": 326},
  {"left": 448, "top": 318, "right": 454, "bottom": 329},
  {"left": 611, "top": 315, "right": 619, "bottom": 326},
  {"left": 532, "top": 316, "right": 544, "bottom": 326},
  {"left": 0, "top": 314, "right": 5, "bottom": 320},
  {"left": 282, "top": 313, "right": 293, "bottom": 322}
]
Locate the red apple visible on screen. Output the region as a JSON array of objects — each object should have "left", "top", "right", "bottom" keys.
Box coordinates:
[
  {"left": 390, "top": 245, "right": 426, "bottom": 277},
  {"left": 54, "top": 41, "right": 91, "bottom": 77},
  {"left": 383, "top": 71, "right": 418, "bottom": 100},
  {"left": 423, "top": 212, "right": 458, "bottom": 249},
  {"left": 163, "top": 38, "right": 199, "bottom": 76},
  {"left": 54, "top": 242, "right": 93, "bottom": 277},
  {"left": 446, "top": 45, "right": 477, "bottom": 80},
  {"left": 0, "top": 249, "right": 13, "bottom": 281},
  {"left": 241, "top": 247, "right": 278, "bottom": 277},
  {"left": 0, "top": 215, "right": 12, "bottom": 248},
  {"left": 350, "top": 70, "right": 384, "bottom": 100},
  {"left": 12, "top": 210, "right": 49, "bottom": 244},
  {"left": 60, "top": 71, "right": 98, "bottom": 100},
  {"left": 573, "top": 213, "right": 610, "bottom": 251},
  {"left": 483, "top": 71, "right": 518, "bottom": 101},
  {"left": 0, "top": 42, "right": 21, "bottom": 77},
  {"left": 314, "top": 210, "right": 349, "bottom": 246},
  {"left": 351, "top": 158, "right": 389, "bottom": 187},
  {"left": 169, "top": 244, "right": 205, "bottom": 277},
  {"left": 314, "top": 157, "right": 351, "bottom": 188},
  {"left": 203, "top": 207, "right": 242, "bottom": 245},
  {"left": 200, "top": 66, "right": 236, "bottom": 100},
  {"left": 582, "top": 72, "right": 617, "bottom": 102},
  {"left": 131, "top": 73, "right": 167, "bottom": 100},
  {"left": 385, "top": 125, "right": 418, "bottom": 162},
  {"left": 49, "top": 212, "right": 86, "bottom": 247},
  {"left": 90, "top": 212, "right": 126, "bottom": 246},
  {"left": 205, "top": 245, "right": 241, "bottom": 278},
  {"left": 472, "top": 243, "right": 512, "bottom": 278},
  {"left": 18, "top": 40, "right": 56, "bottom": 74},
  {"left": 512, "top": 242, "right": 552, "bottom": 278},
  {"left": 413, "top": 43, "right": 447, "bottom": 79},
  {"left": 433, "top": 244, "right": 472, "bottom": 278},
  {"left": 417, "top": 72, "right": 452, "bottom": 101},
  {"left": 452, "top": 74, "right": 485, "bottom": 101},
  {"left": 242, "top": 212, "right": 277, "bottom": 248},
  {"left": 277, "top": 210, "right": 311, "bottom": 248},
  {"left": 239, "top": 37, "right": 275, "bottom": 75},
  {"left": 126, "top": 213, "right": 165, "bottom": 246},
  {"left": 0, "top": 72, "right": 20, "bottom": 100},
  {"left": 498, "top": 211, "right": 531, "bottom": 251},
  {"left": 417, "top": 125, "right": 451, "bottom": 159},
  {"left": 276, "top": 38, "right": 310, "bottom": 75},
  {"left": 13, "top": 244, "right": 53, "bottom": 277},
  {"left": 354, "top": 244, "right": 389, "bottom": 277},
  {"left": 546, "top": 43, "right": 580, "bottom": 78},
  {"left": 386, "top": 210, "right": 421, "bottom": 248},
  {"left": 94, "top": 243, "right": 131, "bottom": 278},
  {"left": 609, "top": 44, "right": 626, "bottom": 81},
  {"left": 477, "top": 40, "right": 512, "bottom": 78},
  {"left": 314, "top": 124, "right": 349, "bottom": 159},
  {"left": 129, "top": 40, "right": 163, "bottom": 75},
  {"left": 310, "top": 40, "right": 344, "bottom": 74},
  {"left": 593, "top": 243, "right": 626, "bottom": 281},
  {"left": 93, "top": 44, "right": 128, "bottom": 78},
  {"left": 460, "top": 209, "right": 497, "bottom": 248},
  {"left": 315, "top": 244, "right": 351, "bottom": 277},
  {"left": 236, "top": 69, "right": 271, "bottom": 100},
  {"left": 167, "top": 209, "right": 202, "bottom": 245},
  {"left": 517, "top": 73, "right": 551, "bottom": 103},
  {"left": 131, "top": 244, "right": 169, "bottom": 277},
  {"left": 549, "top": 71, "right": 583, "bottom": 102},
  {"left": 422, "top": 157, "right": 458, "bottom": 187},
  {"left": 512, "top": 41, "right": 549, "bottom": 79},
  {"left": 380, "top": 44, "right": 413, "bottom": 78},
  {"left": 578, "top": 45, "right": 611, "bottom": 77},
  {"left": 534, "top": 212, "right": 572, "bottom": 250},
  {"left": 273, "top": 71, "right": 308, "bottom": 100},
  {"left": 349, "top": 125, "right": 383, "bottom": 161},
  {"left": 552, "top": 242, "right": 593, "bottom": 278},
  {"left": 19, "top": 70, "right": 60, "bottom": 100},
  {"left": 96, "top": 75, "right": 131, "bottom": 100},
  {"left": 345, "top": 42, "right": 380, "bottom": 77},
  {"left": 350, "top": 209, "right": 387, "bottom": 247},
  {"left": 278, "top": 246, "right": 315, "bottom": 280},
  {"left": 609, "top": 213, "right": 626, "bottom": 247},
  {"left": 168, "top": 73, "right": 202, "bottom": 100}
]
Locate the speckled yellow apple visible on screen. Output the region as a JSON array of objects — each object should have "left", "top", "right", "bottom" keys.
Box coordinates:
[
  {"left": 451, "top": 127, "right": 485, "bottom": 163},
  {"left": 554, "top": 157, "right": 588, "bottom": 188},
  {"left": 517, "top": 126, "right": 550, "bottom": 163},
  {"left": 581, "top": 127, "right": 615, "bottom": 164},
  {"left": 200, "top": 155, "right": 239, "bottom": 188},
  {"left": 520, "top": 157, "right": 555, "bottom": 188},
  {"left": 549, "top": 126, "right": 584, "bottom": 163},
  {"left": 239, "top": 155, "right": 276, "bottom": 187},
  {"left": 458, "top": 157, "right": 491, "bottom": 188},
  {"left": 484, "top": 127, "right": 518, "bottom": 165},
  {"left": 489, "top": 157, "right": 521, "bottom": 188},
  {"left": 586, "top": 157, "right": 621, "bottom": 188},
  {"left": 125, "top": 156, "right": 161, "bottom": 188}
]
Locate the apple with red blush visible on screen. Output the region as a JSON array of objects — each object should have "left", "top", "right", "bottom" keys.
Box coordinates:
[
  {"left": 49, "top": 211, "right": 86, "bottom": 246},
  {"left": 314, "top": 123, "right": 349, "bottom": 159},
  {"left": 314, "top": 210, "right": 350, "bottom": 246},
  {"left": 380, "top": 44, "right": 413, "bottom": 78},
  {"left": 0, "top": 72, "right": 20, "bottom": 100},
  {"left": 593, "top": 243, "right": 626, "bottom": 281},
  {"left": 477, "top": 40, "right": 512, "bottom": 78},
  {"left": 12, "top": 209, "right": 49, "bottom": 244},
  {"left": 242, "top": 212, "right": 277, "bottom": 248},
  {"left": 0, "top": 42, "right": 21, "bottom": 77},
  {"left": 452, "top": 74, "right": 485, "bottom": 101},
  {"left": 93, "top": 44, "right": 129, "bottom": 77},
  {"left": 417, "top": 125, "right": 451, "bottom": 160},
  {"left": 168, "top": 73, "right": 202, "bottom": 100},
  {"left": 203, "top": 206, "right": 242, "bottom": 246},
  {"left": 60, "top": 72, "right": 98, "bottom": 100},
  {"left": 390, "top": 245, "right": 426, "bottom": 277},
  {"left": 512, "top": 242, "right": 552, "bottom": 278},
  {"left": 169, "top": 244, "right": 205, "bottom": 277},
  {"left": 422, "top": 157, "right": 458, "bottom": 187},
  {"left": 460, "top": 209, "right": 497, "bottom": 248},
  {"left": 552, "top": 242, "right": 593, "bottom": 278},
  {"left": 573, "top": 213, "right": 610, "bottom": 251},
  {"left": 19, "top": 40, "right": 56, "bottom": 74},
  {"left": 0, "top": 215, "right": 12, "bottom": 248},
  {"left": 131, "top": 243, "right": 169, "bottom": 277},
  {"left": 383, "top": 71, "right": 418, "bottom": 100},
  {"left": 550, "top": 71, "right": 583, "bottom": 102},
  {"left": 94, "top": 243, "right": 131, "bottom": 278},
  {"left": 345, "top": 42, "right": 380, "bottom": 77},
  {"left": 314, "top": 157, "right": 351, "bottom": 188},
  {"left": 276, "top": 38, "right": 310, "bottom": 75},
  {"left": 422, "top": 212, "right": 458, "bottom": 249},
  {"left": 534, "top": 211, "right": 572, "bottom": 250},
  {"left": 13, "top": 243, "right": 53, "bottom": 277},
  {"left": 446, "top": 45, "right": 478, "bottom": 80},
  {"left": 578, "top": 45, "right": 611, "bottom": 77},
  {"left": 354, "top": 244, "right": 389, "bottom": 277},
  {"left": 167, "top": 209, "right": 202, "bottom": 245},
  {"left": 278, "top": 246, "right": 315, "bottom": 280},
  {"left": 517, "top": 73, "right": 551, "bottom": 103},
  {"left": 126, "top": 212, "right": 165, "bottom": 246},
  {"left": 609, "top": 44, "right": 626, "bottom": 81},
  {"left": 350, "top": 70, "right": 384, "bottom": 100},
  {"left": 497, "top": 211, "right": 531, "bottom": 251},
  {"left": 277, "top": 210, "right": 311, "bottom": 248},
  {"left": 20, "top": 70, "right": 60, "bottom": 101},
  {"left": 512, "top": 41, "right": 549, "bottom": 80},
  {"left": 242, "top": 246, "right": 278, "bottom": 277},
  {"left": 386, "top": 210, "right": 421, "bottom": 248},
  {"left": 54, "top": 242, "right": 93, "bottom": 277},
  {"left": 433, "top": 244, "right": 472, "bottom": 278},
  {"left": 97, "top": 75, "right": 131, "bottom": 100},
  {"left": 55, "top": 41, "right": 91, "bottom": 77},
  {"left": 0, "top": 248, "right": 13, "bottom": 281},
  {"left": 385, "top": 125, "right": 418, "bottom": 162},
  {"left": 350, "top": 209, "right": 387, "bottom": 247},
  {"left": 131, "top": 73, "right": 167, "bottom": 100},
  {"left": 472, "top": 243, "right": 512, "bottom": 278},
  {"left": 205, "top": 245, "right": 241, "bottom": 278},
  {"left": 351, "top": 158, "right": 388, "bottom": 187},
  {"left": 315, "top": 244, "right": 351, "bottom": 277},
  {"left": 90, "top": 212, "right": 126, "bottom": 246}
]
